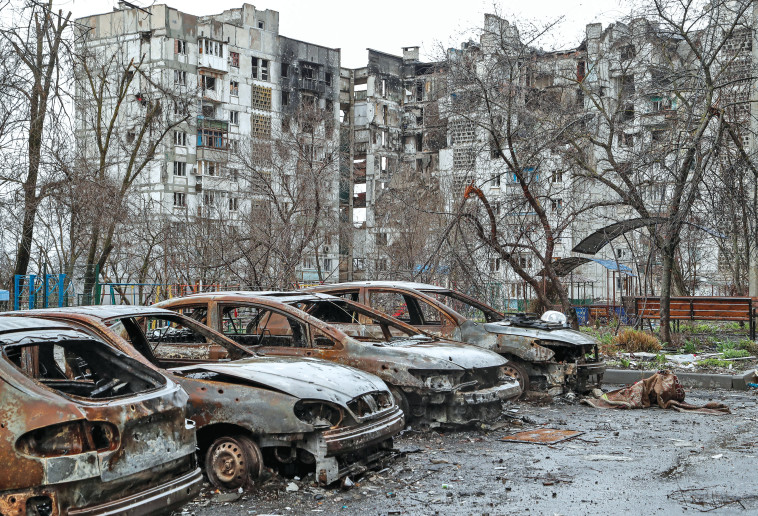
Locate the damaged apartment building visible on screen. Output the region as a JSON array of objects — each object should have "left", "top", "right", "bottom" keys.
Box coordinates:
[{"left": 75, "top": 2, "right": 341, "bottom": 283}]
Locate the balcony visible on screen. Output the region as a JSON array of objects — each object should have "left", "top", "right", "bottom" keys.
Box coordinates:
[{"left": 299, "top": 78, "right": 325, "bottom": 93}]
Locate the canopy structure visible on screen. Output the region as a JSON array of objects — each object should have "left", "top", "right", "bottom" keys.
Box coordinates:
[
  {"left": 572, "top": 217, "right": 726, "bottom": 255},
  {"left": 537, "top": 257, "right": 635, "bottom": 277}
]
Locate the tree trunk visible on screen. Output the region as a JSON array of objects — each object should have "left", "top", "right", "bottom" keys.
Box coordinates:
[{"left": 659, "top": 247, "right": 675, "bottom": 345}]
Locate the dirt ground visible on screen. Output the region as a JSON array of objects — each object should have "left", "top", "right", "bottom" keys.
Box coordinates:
[{"left": 178, "top": 387, "right": 758, "bottom": 515}]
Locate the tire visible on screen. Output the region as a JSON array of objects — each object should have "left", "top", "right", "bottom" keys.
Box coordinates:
[
  {"left": 501, "top": 359, "right": 530, "bottom": 396},
  {"left": 389, "top": 386, "right": 410, "bottom": 421},
  {"left": 204, "top": 434, "right": 263, "bottom": 490}
]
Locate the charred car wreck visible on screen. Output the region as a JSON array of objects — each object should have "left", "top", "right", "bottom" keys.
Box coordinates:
[
  {"left": 0, "top": 316, "right": 202, "bottom": 515},
  {"left": 8, "top": 307, "right": 404, "bottom": 489},
  {"left": 308, "top": 282, "right": 606, "bottom": 395},
  {"left": 156, "top": 292, "right": 521, "bottom": 428}
]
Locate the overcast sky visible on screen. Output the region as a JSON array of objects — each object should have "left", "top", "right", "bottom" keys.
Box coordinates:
[{"left": 56, "top": 0, "right": 633, "bottom": 67}]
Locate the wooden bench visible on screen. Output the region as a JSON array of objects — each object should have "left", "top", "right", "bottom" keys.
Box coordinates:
[{"left": 634, "top": 296, "right": 756, "bottom": 339}]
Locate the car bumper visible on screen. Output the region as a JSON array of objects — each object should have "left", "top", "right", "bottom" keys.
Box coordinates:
[
  {"left": 323, "top": 406, "right": 405, "bottom": 455},
  {"left": 68, "top": 467, "right": 202, "bottom": 516},
  {"left": 451, "top": 381, "right": 522, "bottom": 405}
]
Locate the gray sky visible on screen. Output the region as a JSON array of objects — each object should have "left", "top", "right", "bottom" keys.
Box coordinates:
[{"left": 58, "top": 0, "right": 632, "bottom": 67}]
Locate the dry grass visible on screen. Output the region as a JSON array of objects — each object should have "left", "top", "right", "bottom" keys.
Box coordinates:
[{"left": 612, "top": 329, "right": 662, "bottom": 353}]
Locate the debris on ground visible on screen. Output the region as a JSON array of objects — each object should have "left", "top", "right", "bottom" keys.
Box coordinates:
[
  {"left": 581, "top": 370, "right": 730, "bottom": 414},
  {"left": 499, "top": 428, "right": 584, "bottom": 445}
]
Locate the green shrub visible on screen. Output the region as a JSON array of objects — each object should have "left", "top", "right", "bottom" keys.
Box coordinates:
[
  {"left": 699, "top": 358, "right": 733, "bottom": 368},
  {"left": 612, "top": 329, "right": 662, "bottom": 353},
  {"left": 682, "top": 341, "right": 698, "bottom": 354},
  {"left": 722, "top": 349, "right": 751, "bottom": 359},
  {"left": 737, "top": 339, "right": 758, "bottom": 354}
]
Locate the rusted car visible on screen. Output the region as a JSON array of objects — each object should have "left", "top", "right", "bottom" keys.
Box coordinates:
[
  {"left": 307, "top": 282, "right": 605, "bottom": 395},
  {"left": 0, "top": 316, "right": 202, "bottom": 515},
  {"left": 7, "top": 307, "right": 404, "bottom": 489},
  {"left": 156, "top": 292, "right": 521, "bottom": 428}
]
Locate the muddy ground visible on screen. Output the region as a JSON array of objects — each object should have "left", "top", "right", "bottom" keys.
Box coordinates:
[{"left": 179, "top": 387, "right": 758, "bottom": 515}]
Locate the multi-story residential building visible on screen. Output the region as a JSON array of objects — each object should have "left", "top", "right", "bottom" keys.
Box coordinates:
[{"left": 76, "top": 2, "right": 341, "bottom": 285}]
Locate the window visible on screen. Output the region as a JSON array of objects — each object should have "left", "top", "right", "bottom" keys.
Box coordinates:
[
  {"left": 203, "top": 191, "right": 216, "bottom": 206},
  {"left": 126, "top": 131, "right": 135, "bottom": 144},
  {"left": 198, "top": 38, "right": 222, "bottom": 57},
  {"left": 252, "top": 58, "right": 269, "bottom": 81},
  {"left": 489, "top": 258, "right": 501, "bottom": 272},
  {"left": 229, "top": 110, "right": 239, "bottom": 125},
  {"left": 324, "top": 258, "right": 332, "bottom": 271},
  {"left": 376, "top": 232, "right": 388, "bottom": 246},
  {"left": 173, "top": 101, "right": 189, "bottom": 116},
  {"left": 620, "top": 45, "right": 636, "bottom": 61},
  {"left": 173, "top": 161, "right": 187, "bottom": 176},
  {"left": 490, "top": 173, "right": 501, "bottom": 187},
  {"left": 201, "top": 75, "right": 216, "bottom": 91},
  {"left": 229, "top": 197, "right": 238, "bottom": 211},
  {"left": 551, "top": 198, "right": 563, "bottom": 212},
  {"left": 282, "top": 91, "right": 289, "bottom": 106},
  {"left": 230, "top": 51, "right": 239, "bottom": 68},
  {"left": 174, "top": 70, "right": 187, "bottom": 86},
  {"left": 198, "top": 161, "right": 219, "bottom": 176},
  {"left": 281, "top": 63, "right": 289, "bottom": 78},
  {"left": 325, "top": 72, "right": 332, "bottom": 86},
  {"left": 230, "top": 80, "right": 239, "bottom": 97},
  {"left": 175, "top": 39, "right": 187, "bottom": 55},
  {"left": 552, "top": 170, "right": 563, "bottom": 182},
  {"left": 174, "top": 131, "right": 187, "bottom": 146},
  {"left": 302, "top": 64, "right": 315, "bottom": 80},
  {"left": 173, "top": 192, "right": 186, "bottom": 207},
  {"left": 258, "top": 20, "right": 265, "bottom": 29},
  {"left": 197, "top": 129, "right": 225, "bottom": 148},
  {"left": 251, "top": 85, "right": 272, "bottom": 110}
]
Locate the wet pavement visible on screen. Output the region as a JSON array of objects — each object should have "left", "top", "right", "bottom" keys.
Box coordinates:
[{"left": 179, "top": 387, "right": 758, "bottom": 515}]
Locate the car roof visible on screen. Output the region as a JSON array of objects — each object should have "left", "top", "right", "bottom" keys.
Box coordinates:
[
  {"left": 180, "top": 291, "right": 344, "bottom": 303},
  {"left": 311, "top": 281, "right": 448, "bottom": 292},
  {"left": 0, "top": 315, "right": 82, "bottom": 334},
  {"left": 5, "top": 305, "right": 179, "bottom": 321}
]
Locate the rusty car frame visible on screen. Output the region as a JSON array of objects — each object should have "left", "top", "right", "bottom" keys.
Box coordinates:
[
  {"left": 307, "top": 282, "right": 606, "bottom": 395},
  {"left": 156, "top": 292, "right": 521, "bottom": 428},
  {"left": 0, "top": 316, "right": 202, "bottom": 516},
  {"left": 6, "top": 307, "right": 404, "bottom": 489}
]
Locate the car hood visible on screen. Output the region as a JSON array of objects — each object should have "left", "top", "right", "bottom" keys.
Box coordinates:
[
  {"left": 483, "top": 322, "right": 599, "bottom": 346},
  {"left": 171, "top": 356, "right": 388, "bottom": 403},
  {"left": 372, "top": 336, "right": 508, "bottom": 370}
]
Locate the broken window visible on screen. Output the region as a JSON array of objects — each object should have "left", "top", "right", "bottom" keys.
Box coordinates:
[
  {"left": 173, "top": 192, "right": 186, "bottom": 207},
  {"left": 229, "top": 110, "right": 239, "bottom": 125},
  {"left": 416, "top": 134, "right": 423, "bottom": 152},
  {"left": 173, "top": 161, "right": 186, "bottom": 176},
  {"left": 252, "top": 58, "right": 258, "bottom": 79},
  {"left": 576, "top": 60, "right": 586, "bottom": 81},
  {"left": 381, "top": 79, "right": 386, "bottom": 97},
  {"left": 258, "top": 20, "right": 265, "bottom": 30},
  {"left": 4, "top": 336, "right": 164, "bottom": 399},
  {"left": 174, "top": 131, "right": 187, "bottom": 146},
  {"left": 301, "top": 64, "right": 315, "bottom": 80},
  {"left": 203, "top": 191, "right": 216, "bottom": 206},
  {"left": 126, "top": 131, "right": 136, "bottom": 144},
  {"left": 220, "top": 305, "right": 309, "bottom": 348},
  {"left": 375, "top": 232, "right": 388, "bottom": 246},
  {"left": 199, "top": 161, "right": 220, "bottom": 176},
  {"left": 230, "top": 51, "right": 239, "bottom": 68},
  {"left": 201, "top": 104, "right": 215, "bottom": 118},
  {"left": 174, "top": 70, "right": 187, "bottom": 86},
  {"left": 260, "top": 59, "right": 269, "bottom": 81},
  {"left": 416, "top": 82, "right": 423, "bottom": 102},
  {"left": 620, "top": 45, "right": 636, "bottom": 61},
  {"left": 281, "top": 63, "right": 289, "bottom": 78},
  {"left": 175, "top": 39, "right": 187, "bottom": 55},
  {"left": 651, "top": 128, "right": 666, "bottom": 143},
  {"left": 282, "top": 91, "right": 290, "bottom": 106},
  {"left": 551, "top": 198, "right": 563, "bottom": 212},
  {"left": 230, "top": 80, "right": 239, "bottom": 96},
  {"left": 251, "top": 85, "right": 272, "bottom": 110},
  {"left": 325, "top": 72, "right": 332, "bottom": 86},
  {"left": 622, "top": 103, "right": 635, "bottom": 122},
  {"left": 552, "top": 170, "right": 563, "bottom": 182},
  {"left": 198, "top": 38, "right": 223, "bottom": 57},
  {"left": 201, "top": 75, "right": 216, "bottom": 91},
  {"left": 228, "top": 197, "right": 238, "bottom": 211},
  {"left": 491, "top": 173, "right": 501, "bottom": 188}
]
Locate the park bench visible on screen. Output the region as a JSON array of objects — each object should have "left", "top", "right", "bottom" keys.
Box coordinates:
[{"left": 634, "top": 296, "right": 757, "bottom": 339}]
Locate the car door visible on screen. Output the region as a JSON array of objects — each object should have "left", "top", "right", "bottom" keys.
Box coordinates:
[
  {"left": 366, "top": 288, "right": 457, "bottom": 337},
  {"left": 218, "top": 303, "right": 311, "bottom": 358}
]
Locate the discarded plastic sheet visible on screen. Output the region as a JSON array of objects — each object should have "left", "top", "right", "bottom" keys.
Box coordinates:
[{"left": 499, "top": 428, "right": 584, "bottom": 445}]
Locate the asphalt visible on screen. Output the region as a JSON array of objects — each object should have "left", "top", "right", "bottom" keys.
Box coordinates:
[{"left": 178, "top": 386, "right": 758, "bottom": 516}]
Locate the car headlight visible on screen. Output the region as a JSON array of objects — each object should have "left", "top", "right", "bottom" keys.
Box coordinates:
[
  {"left": 293, "top": 401, "right": 344, "bottom": 428},
  {"left": 409, "top": 370, "right": 461, "bottom": 391}
]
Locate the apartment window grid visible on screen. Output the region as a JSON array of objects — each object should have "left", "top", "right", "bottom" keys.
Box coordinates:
[
  {"left": 453, "top": 147, "right": 476, "bottom": 170},
  {"left": 251, "top": 85, "right": 272, "bottom": 110},
  {"left": 450, "top": 119, "right": 476, "bottom": 145},
  {"left": 251, "top": 114, "right": 271, "bottom": 137}
]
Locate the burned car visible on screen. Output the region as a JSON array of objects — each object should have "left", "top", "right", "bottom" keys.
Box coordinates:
[
  {"left": 307, "top": 282, "right": 605, "bottom": 395},
  {"left": 7, "top": 307, "right": 404, "bottom": 489},
  {"left": 0, "top": 316, "right": 202, "bottom": 515},
  {"left": 156, "top": 292, "right": 521, "bottom": 428}
]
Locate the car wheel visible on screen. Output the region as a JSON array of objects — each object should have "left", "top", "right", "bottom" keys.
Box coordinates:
[
  {"left": 501, "top": 359, "right": 530, "bottom": 396},
  {"left": 389, "top": 386, "right": 410, "bottom": 420},
  {"left": 205, "top": 435, "right": 263, "bottom": 490}
]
